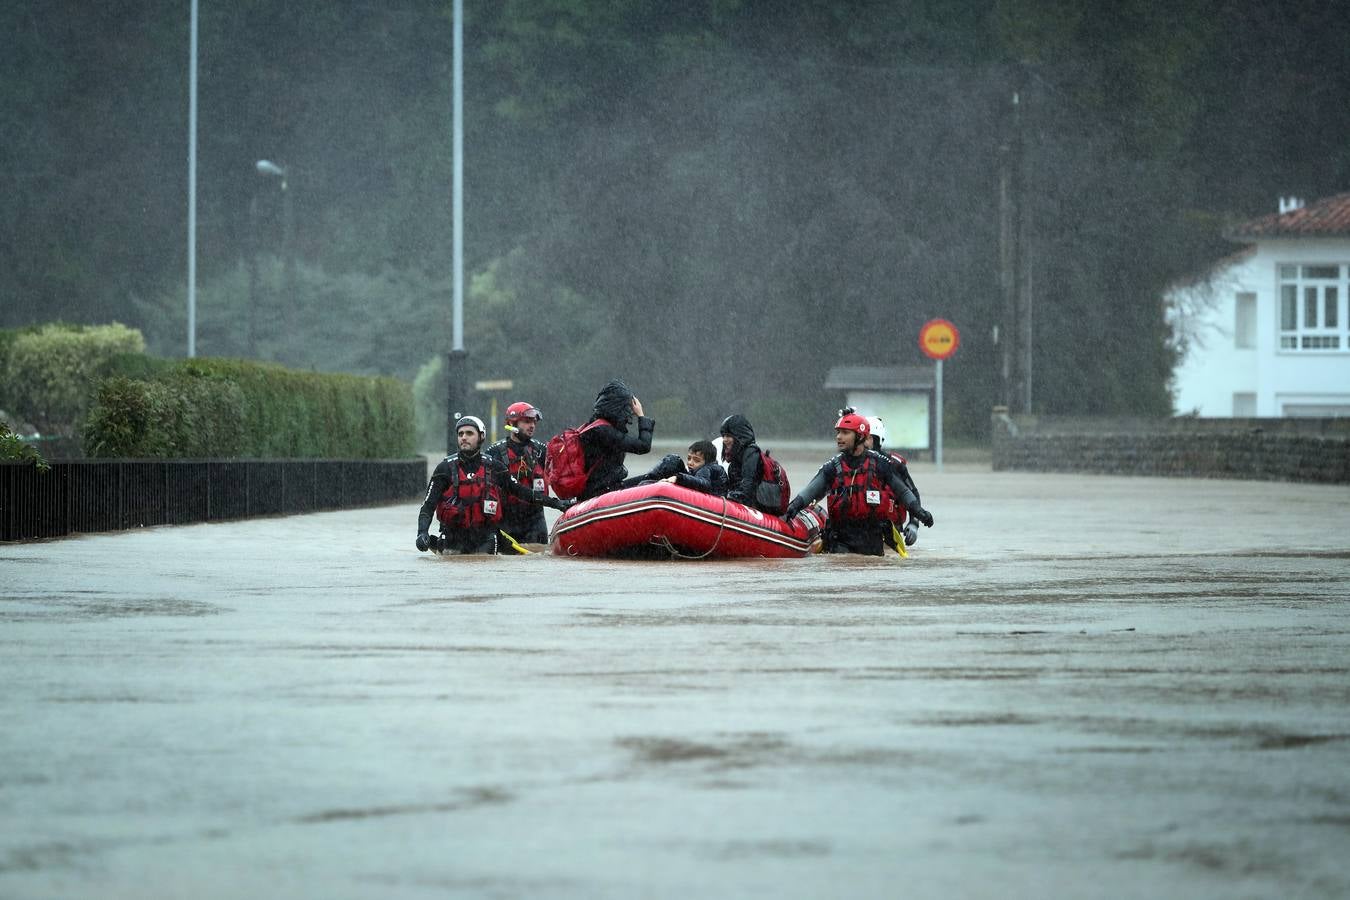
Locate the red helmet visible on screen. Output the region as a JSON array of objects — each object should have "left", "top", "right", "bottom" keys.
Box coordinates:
[
  {"left": 834, "top": 413, "right": 870, "bottom": 437},
  {"left": 505, "top": 402, "right": 541, "bottom": 427}
]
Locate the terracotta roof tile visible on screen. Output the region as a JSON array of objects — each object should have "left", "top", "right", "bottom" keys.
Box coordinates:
[{"left": 1227, "top": 191, "right": 1350, "bottom": 239}]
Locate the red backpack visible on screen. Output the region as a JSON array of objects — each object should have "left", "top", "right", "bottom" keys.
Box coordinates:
[
  {"left": 544, "top": 420, "right": 606, "bottom": 500},
  {"left": 754, "top": 449, "right": 791, "bottom": 515}
]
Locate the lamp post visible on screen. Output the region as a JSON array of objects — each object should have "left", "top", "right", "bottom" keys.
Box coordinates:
[
  {"left": 187, "top": 0, "right": 198, "bottom": 357},
  {"left": 445, "top": 0, "right": 468, "bottom": 453},
  {"left": 255, "top": 160, "right": 295, "bottom": 339}
]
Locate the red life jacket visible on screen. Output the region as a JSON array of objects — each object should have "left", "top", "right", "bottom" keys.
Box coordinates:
[
  {"left": 826, "top": 451, "right": 895, "bottom": 523},
  {"left": 436, "top": 457, "right": 504, "bottom": 529},
  {"left": 495, "top": 438, "right": 548, "bottom": 512}
]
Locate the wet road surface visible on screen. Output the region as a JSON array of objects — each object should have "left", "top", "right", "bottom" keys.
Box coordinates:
[{"left": 2, "top": 458, "right": 1349, "bottom": 898}]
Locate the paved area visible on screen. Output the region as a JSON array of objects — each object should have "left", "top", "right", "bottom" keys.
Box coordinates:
[{"left": 2, "top": 457, "right": 1349, "bottom": 898}]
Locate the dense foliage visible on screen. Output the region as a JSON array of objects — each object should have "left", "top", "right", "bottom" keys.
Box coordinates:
[
  {"left": 0, "top": 419, "right": 49, "bottom": 470},
  {"left": 5, "top": 1, "right": 1348, "bottom": 439},
  {"left": 0, "top": 322, "right": 146, "bottom": 438},
  {"left": 84, "top": 359, "right": 414, "bottom": 459}
]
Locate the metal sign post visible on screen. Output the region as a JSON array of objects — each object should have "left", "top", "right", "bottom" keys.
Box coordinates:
[
  {"left": 918, "top": 319, "right": 960, "bottom": 472},
  {"left": 935, "top": 358, "right": 944, "bottom": 471},
  {"left": 474, "top": 379, "right": 514, "bottom": 444}
]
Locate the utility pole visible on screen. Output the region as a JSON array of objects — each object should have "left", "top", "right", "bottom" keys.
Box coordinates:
[
  {"left": 997, "top": 91, "right": 1017, "bottom": 411},
  {"left": 998, "top": 77, "right": 1033, "bottom": 414},
  {"left": 1015, "top": 83, "right": 1032, "bottom": 415}
]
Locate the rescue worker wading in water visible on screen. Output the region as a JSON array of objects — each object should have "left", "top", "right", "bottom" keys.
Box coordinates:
[
  {"left": 783, "top": 412, "right": 934, "bottom": 556},
  {"left": 485, "top": 401, "right": 560, "bottom": 545},
  {"left": 416, "top": 415, "right": 567, "bottom": 555},
  {"left": 864, "top": 413, "right": 923, "bottom": 551}
]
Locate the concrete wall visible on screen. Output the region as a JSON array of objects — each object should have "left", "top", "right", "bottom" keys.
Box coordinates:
[{"left": 991, "top": 410, "right": 1350, "bottom": 483}]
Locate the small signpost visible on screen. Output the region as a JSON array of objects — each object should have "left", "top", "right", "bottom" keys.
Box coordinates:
[
  {"left": 474, "top": 379, "right": 514, "bottom": 443},
  {"left": 918, "top": 319, "right": 960, "bottom": 471}
]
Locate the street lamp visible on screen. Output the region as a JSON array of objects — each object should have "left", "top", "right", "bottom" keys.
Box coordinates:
[
  {"left": 255, "top": 158, "right": 287, "bottom": 184},
  {"left": 255, "top": 159, "right": 296, "bottom": 339},
  {"left": 446, "top": 0, "right": 467, "bottom": 452},
  {"left": 187, "top": 0, "right": 199, "bottom": 358}
]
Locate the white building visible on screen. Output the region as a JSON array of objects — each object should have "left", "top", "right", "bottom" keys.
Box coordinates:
[{"left": 1169, "top": 192, "right": 1350, "bottom": 417}]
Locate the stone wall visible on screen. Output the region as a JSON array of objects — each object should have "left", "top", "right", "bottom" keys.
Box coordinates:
[{"left": 991, "top": 409, "right": 1350, "bottom": 483}]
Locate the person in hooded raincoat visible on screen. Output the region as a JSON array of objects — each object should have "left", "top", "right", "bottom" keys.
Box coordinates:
[
  {"left": 718, "top": 414, "right": 776, "bottom": 513},
  {"left": 577, "top": 380, "right": 655, "bottom": 500}
]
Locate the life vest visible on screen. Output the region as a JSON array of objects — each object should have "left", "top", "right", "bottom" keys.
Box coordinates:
[
  {"left": 436, "top": 456, "right": 503, "bottom": 529},
  {"left": 494, "top": 438, "right": 548, "bottom": 512},
  {"left": 826, "top": 451, "right": 896, "bottom": 523}
]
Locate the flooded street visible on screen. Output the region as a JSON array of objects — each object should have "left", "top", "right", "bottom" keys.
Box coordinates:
[{"left": 3, "top": 458, "right": 1349, "bottom": 898}]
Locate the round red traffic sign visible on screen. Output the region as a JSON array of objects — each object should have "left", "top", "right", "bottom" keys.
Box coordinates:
[{"left": 919, "top": 319, "right": 960, "bottom": 360}]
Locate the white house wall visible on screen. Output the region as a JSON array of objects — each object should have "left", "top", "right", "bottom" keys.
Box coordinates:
[{"left": 1170, "top": 237, "right": 1350, "bottom": 417}]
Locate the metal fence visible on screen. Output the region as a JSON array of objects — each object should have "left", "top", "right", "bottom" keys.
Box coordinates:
[{"left": 1, "top": 459, "right": 427, "bottom": 541}]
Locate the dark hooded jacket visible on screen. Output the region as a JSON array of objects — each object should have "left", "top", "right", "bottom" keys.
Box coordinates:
[
  {"left": 623, "top": 453, "right": 729, "bottom": 496},
  {"left": 720, "top": 414, "right": 771, "bottom": 512},
  {"left": 579, "top": 380, "right": 655, "bottom": 500}
]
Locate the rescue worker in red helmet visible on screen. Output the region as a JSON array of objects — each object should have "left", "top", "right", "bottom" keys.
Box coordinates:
[
  {"left": 782, "top": 412, "right": 934, "bottom": 556},
  {"left": 416, "top": 415, "right": 566, "bottom": 555},
  {"left": 485, "top": 402, "right": 562, "bottom": 545}
]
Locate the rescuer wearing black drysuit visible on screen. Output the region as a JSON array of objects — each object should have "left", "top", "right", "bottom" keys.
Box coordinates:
[
  {"left": 577, "top": 380, "right": 656, "bottom": 501},
  {"left": 719, "top": 414, "right": 774, "bottom": 512},
  {"left": 416, "top": 415, "right": 566, "bottom": 555},
  {"left": 865, "top": 413, "right": 923, "bottom": 550},
  {"left": 485, "top": 401, "right": 558, "bottom": 545},
  {"left": 783, "top": 412, "right": 935, "bottom": 556}
]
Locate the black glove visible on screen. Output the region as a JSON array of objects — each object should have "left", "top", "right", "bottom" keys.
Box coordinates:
[
  {"left": 415, "top": 532, "right": 430, "bottom": 552},
  {"left": 903, "top": 521, "right": 919, "bottom": 546},
  {"left": 912, "top": 506, "right": 934, "bottom": 528},
  {"left": 784, "top": 498, "right": 805, "bottom": 520},
  {"left": 555, "top": 497, "right": 577, "bottom": 511},
  {"left": 727, "top": 490, "right": 747, "bottom": 503}
]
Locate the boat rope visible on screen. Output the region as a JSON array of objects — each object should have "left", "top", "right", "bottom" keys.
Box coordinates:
[{"left": 649, "top": 495, "right": 731, "bottom": 560}]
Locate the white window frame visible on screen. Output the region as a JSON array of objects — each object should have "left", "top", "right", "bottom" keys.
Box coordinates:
[{"left": 1277, "top": 263, "right": 1347, "bottom": 352}]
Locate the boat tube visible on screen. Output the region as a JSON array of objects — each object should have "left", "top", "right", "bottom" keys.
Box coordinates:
[{"left": 550, "top": 481, "right": 823, "bottom": 559}]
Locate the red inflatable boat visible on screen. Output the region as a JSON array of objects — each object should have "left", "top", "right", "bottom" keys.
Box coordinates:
[{"left": 550, "top": 481, "right": 824, "bottom": 559}]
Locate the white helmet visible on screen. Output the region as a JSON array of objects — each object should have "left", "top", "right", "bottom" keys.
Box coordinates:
[
  {"left": 867, "top": 416, "right": 887, "bottom": 444},
  {"left": 454, "top": 415, "right": 486, "bottom": 434}
]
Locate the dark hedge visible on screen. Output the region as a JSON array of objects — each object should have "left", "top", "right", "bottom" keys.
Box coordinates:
[{"left": 84, "top": 358, "right": 413, "bottom": 459}]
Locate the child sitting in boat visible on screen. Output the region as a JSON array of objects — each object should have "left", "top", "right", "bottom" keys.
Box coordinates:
[{"left": 622, "top": 440, "right": 728, "bottom": 496}]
